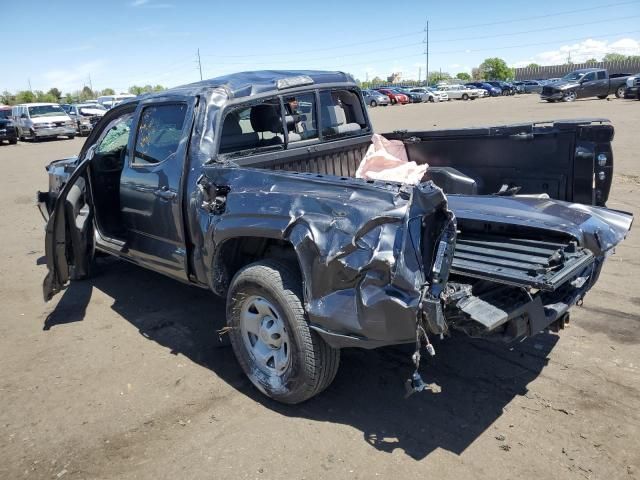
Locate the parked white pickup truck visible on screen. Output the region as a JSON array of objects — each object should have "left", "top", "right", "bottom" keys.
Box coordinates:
[{"left": 437, "top": 84, "right": 480, "bottom": 100}]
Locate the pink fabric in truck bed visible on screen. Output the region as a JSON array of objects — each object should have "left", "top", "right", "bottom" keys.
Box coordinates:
[{"left": 355, "top": 134, "right": 428, "bottom": 185}]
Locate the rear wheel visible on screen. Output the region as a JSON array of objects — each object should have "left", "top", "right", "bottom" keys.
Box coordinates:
[
  {"left": 615, "top": 86, "right": 625, "bottom": 98},
  {"left": 9, "top": 138, "right": 17, "bottom": 145},
  {"left": 67, "top": 134, "right": 75, "bottom": 140},
  {"left": 369, "top": 100, "right": 377, "bottom": 107},
  {"left": 227, "top": 259, "right": 340, "bottom": 404},
  {"left": 462, "top": 93, "right": 469, "bottom": 101}
]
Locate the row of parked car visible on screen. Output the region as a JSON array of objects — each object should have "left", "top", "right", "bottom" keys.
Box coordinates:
[
  {"left": 362, "top": 81, "right": 519, "bottom": 107},
  {"left": 0, "top": 94, "right": 136, "bottom": 144}
]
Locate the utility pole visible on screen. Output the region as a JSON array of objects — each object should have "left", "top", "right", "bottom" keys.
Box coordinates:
[
  {"left": 88, "top": 74, "right": 93, "bottom": 91},
  {"left": 28, "top": 78, "right": 32, "bottom": 92},
  {"left": 423, "top": 19, "right": 429, "bottom": 85},
  {"left": 197, "top": 48, "right": 203, "bottom": 81},
  {"left": 418, "top": 66, "right": 421, "bottom": 83}
]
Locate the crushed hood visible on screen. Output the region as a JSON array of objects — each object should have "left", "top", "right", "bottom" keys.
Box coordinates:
[{"left": 448, "top": 195, "right": 633, "bottom": 256}]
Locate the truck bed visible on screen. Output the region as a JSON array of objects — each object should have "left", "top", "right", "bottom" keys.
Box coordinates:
[{"left": 238, "top": 119, "right": 614, "bottom": 206}]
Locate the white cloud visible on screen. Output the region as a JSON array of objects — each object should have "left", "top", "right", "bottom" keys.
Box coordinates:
[
  {"left": 130, "top": 0, "right": 173, "bottom": 7},
  {"left": 513, "top": 37, "right": 640, "bottom": 67},
  {"left": 41, "top": 60, "right": 106, "bottom": 93}
]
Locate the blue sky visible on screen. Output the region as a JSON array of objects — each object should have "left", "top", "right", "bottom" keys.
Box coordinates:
[{"left": 3, "top": 0, "right": 640, "bottom": 94}]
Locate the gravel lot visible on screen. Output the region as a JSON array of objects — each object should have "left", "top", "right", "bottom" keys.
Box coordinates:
[{"left": 1, "top": 94, "right": 638, "bottom": 480}]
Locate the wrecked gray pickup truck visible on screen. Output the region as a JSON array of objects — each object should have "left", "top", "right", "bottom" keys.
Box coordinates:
[{"left": 39, "top": 70, "right": 633, "bottom": 404}]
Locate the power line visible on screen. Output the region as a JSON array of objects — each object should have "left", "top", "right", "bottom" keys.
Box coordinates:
[
  {"left": 431, "top": 0, "right": 639, "bottom": 31},
  {"left": 200, "top": 0, "right": 639, "bottom": 60},
  {"left": 429, "top": 14, "right": 640, "bottom": 43},
  {"left": 198, "top": 16, "right": 640, "bottom": 69},
  {"left": 329, "top": 29, "right": 640, "bottom": 70}
]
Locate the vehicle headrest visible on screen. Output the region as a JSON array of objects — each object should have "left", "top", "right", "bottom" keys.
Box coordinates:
[
  {"left": 222, "top": 113, "right": 242, "bottom": 136},
  {"left": 250, "top": 104, "right": 282, "bottom": 133}
]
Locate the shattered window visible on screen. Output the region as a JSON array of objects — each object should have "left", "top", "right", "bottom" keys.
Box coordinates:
[
  {"left": 133, "top": 103, "right": 187, "bottom": 166},
  {"left": 96, "top": 113, "right": 133, "bottom": 155}
]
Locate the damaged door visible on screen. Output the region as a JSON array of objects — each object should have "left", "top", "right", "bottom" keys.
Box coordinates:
[{"left": 42, "top": 158, "right": 92, "bottom": 301}]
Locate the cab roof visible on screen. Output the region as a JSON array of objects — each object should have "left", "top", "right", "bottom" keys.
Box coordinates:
[{"left": 138, "top": 70, "right": 356, "bottom": 101}]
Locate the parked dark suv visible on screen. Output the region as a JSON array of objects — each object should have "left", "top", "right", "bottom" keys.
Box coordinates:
[{"left": 0, "top": 106, "right": 18, "bottom": 145}]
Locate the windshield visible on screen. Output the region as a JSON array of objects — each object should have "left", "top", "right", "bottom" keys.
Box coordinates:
[
  {"left": 0, "top": 110, "right": 11, "bottom": 119},
  {"left": 28, "top": 105, "right": 66, "bottom": 118},
  {"left": 562, "top": 72, "right": 585, "bottom": 81}
]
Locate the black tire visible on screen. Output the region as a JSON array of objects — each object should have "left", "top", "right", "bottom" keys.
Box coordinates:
[
  {"left": 227, "top": 259, "right": 340, "bottom": 404},
  {"left": 563, "top": 90, "right": 577, "bottom": 102},
  {"left": 462, "top": 93, "right": 469, "bottom": 101},
  {"left": 546, "top": 99, "right": 556, "bottom": 103},
  {"left": 369, "top": 100, "right": 377, "bottom": 107},
  {"left": 67, "top": 135, "right": 75, "bottom": 140},
  {"left": 615, "top": 86, "right": 625, "bottom": 98},
  {"left": 597, "top": 95, "right": 608, "bottom": 100},
  {"left": 428, "top": 96, "right": 435, "bottom": 103},
  {"left": 9, "top": 138, "right": 17, "bottom": 145}
]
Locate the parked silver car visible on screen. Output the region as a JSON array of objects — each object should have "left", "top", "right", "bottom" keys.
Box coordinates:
[
  {"left": 61, "top": 103, "right": 107, "bottom": 136},
  {"left": 437, "top": 84, "right": 480, "bottom": 100},
  {"left": 362, "top": 89, "right": 390, "bottom": 107},
  {"left": 409, "top": 87, "right": 448, "bottom": 102},
  {"left": 522, "top": 80, "right": 543, "bottom": 93}
]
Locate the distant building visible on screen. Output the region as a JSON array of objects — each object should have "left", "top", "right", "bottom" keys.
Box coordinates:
[{"left": 387, "top": 72, "right": 402, "bottom": 84}]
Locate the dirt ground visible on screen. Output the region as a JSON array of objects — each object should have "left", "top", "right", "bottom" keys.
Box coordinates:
[{"left": 0, "top": 94, "right": 638, "bottom": 480}]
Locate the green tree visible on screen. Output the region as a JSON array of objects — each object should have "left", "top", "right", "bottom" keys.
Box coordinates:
[
  {"left": 370, "top": 76, "right": 383, "bottom": 87},
  {"left": 526, "top": 63, "right": 540, "bottom": 69},
  {"left": 478, "top": 58, "right": 513, "bottom": 80},
  {"left": 455, "top": 72, "right": 471, "bottom": 81},
  {"left": 128, "top": 85, "right": 145, "bottom": 95},
  {"left": 79, "top": 86, "right": 94, "bottom": 101},
  {"left": 34, "top": 91, "right": 57, "bottom": 103},
  {"left": 428, "top": 71, "right": 451, "bottom": 85},
  {"left": 1, "top": 91, "right": 16, "bottom": 105},
  {"left": 603, "top": 53, "right": 627, "bottom": 62},
  {"left": 63, "top": 93, "right": 74, "bottom": 104},
  {"left": 152, "top": 84, "right": 166, "bottom": 92},
  {"left": 100, "top": 88, "right": 115, "bottom": 96},
  {"left": 15, "top": 90, "right": 36, "bottom": 103},
  {"left": 47, "top": 88, "right": 62, "bottom": 101},
  {"left": 585, "top": 58, "right": 598, "bottom": 64}
]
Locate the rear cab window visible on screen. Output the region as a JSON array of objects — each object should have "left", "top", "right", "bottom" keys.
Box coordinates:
[{"left": 218, "top": 88, "right": 368, "bottom": 159}]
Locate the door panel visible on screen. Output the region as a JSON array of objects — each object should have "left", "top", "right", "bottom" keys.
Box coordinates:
[
  {"left": 43, "top": 159, "right": 92, "bottom": 301},
  {"left": 119, "top": 99, "right": 195, "bottom": 280}
]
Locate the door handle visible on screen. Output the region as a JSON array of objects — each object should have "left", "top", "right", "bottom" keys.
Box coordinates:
[{"left": 154, "top": 187, "right": 177, "bottom": 200}]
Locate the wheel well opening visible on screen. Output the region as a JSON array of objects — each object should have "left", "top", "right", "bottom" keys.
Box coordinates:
[{"left": 212, "top": 237, "right": 298, "bottom": 296}]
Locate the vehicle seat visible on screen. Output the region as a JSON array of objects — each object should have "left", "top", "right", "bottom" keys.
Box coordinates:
[
  {"left": 219, "top": 113, "right": 259, "bottom": 153},
  {"left": 322, "top": 105, "right": 360, "bottom": 135},
  {"left": 249, "top": 104, "right": 283, "bottom": 146}
]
